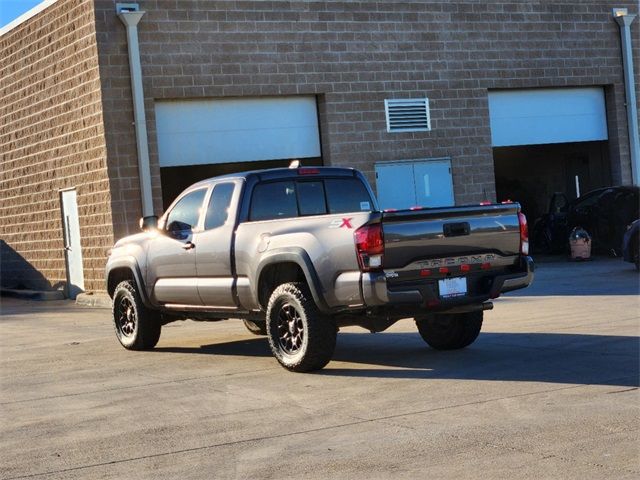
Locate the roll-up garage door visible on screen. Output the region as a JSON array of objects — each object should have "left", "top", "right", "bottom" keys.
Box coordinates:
[
  {"left": 155, "top": 96, "right": 321, "bottom": 167},
  {"left": 488, "top": 87, "right": 608, "bottom": 147}
]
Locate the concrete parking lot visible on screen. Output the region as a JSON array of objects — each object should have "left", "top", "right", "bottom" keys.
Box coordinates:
[{"left": 1, "top": 257, "right": 639, "bottom": 479}]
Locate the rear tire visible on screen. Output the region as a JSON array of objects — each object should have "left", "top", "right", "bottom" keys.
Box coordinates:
[
  {"left": 112, "top": 280, "right": 161, "bottom": 350},
  {"left": 266, "top": 282, "right": 336, "bottom": 372},
  {"left": 415, "top": 311, "right": 483, "bottom": 350},
  {"left": 243, "top": 319, "right": 267, "bottom": 336}
]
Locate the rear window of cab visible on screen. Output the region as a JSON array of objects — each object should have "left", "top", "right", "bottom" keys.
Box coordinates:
[{"left": 249, "top": 178, "right": 373, "bottom": 221}]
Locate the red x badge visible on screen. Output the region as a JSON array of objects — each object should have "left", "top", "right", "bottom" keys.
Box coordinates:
[{"left": 340, "top": 218, "right": 353, "bottom": 229}]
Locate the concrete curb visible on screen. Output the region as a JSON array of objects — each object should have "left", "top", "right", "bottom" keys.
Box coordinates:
[
  {"left": 1, "top": 288, "right": 66, "bottom": 301},
  {"left": 75, "top": 293, "right": 111, "bottom": 309}
]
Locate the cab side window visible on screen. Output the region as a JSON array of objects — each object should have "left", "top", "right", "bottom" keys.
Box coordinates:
[
  {"left": 325, "top": 178, "right": 373, "bottom": 214},
  {"left": 205, "top": 183, "right": 235, "bottom": 230},
  {"left": 250, "top": 181, "right": 297, "bottom": 221},
  {"left": 165, "top": 188, "right": 207, "bottom": 234},
  {"left": 297, "top": 181, "right": 327, "bottom": 216}
]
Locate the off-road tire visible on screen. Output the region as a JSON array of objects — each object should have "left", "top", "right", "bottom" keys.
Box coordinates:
[
  {"left": 112, "top": 280, "right": 162, "bottom": 350},
  {"left": 415, "top": 311, "right": 483, "bottom": 350},
  {"left": 266, "top": 282, "right": 336, "bottom": 372},
  {"left": 243, "top": 319, "right": 267, "bottom": 336}
]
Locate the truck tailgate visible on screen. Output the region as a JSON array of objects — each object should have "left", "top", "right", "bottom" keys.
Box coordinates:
[{"left": 382, "top": 204, "right": 521, "bottom": 270}]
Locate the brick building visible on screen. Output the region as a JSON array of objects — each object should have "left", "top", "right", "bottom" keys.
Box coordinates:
[{"left": 1, "top": 0, "right": 638, "bottom": 296}]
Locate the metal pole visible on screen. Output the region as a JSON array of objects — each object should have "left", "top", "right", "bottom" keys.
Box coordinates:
[
  {"left": 117, "top": 5, "right": 154, "bottom": 217},
  {"left": 613, "top": 9, "right": 639, "bottom": 186}
]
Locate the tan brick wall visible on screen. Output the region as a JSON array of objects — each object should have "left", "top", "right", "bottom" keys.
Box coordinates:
[
  {"left": 0, "top": 0, "right": 113, "bottom": 293},
  {"left": 94, "top": 0, "right": 638, "bottom": 223},
  {"left": 95, "top": 1, "right": 164, "bottom": 241}
]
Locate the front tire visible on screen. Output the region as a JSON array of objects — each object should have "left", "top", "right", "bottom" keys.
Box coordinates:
[
  {"left": 242, "top": 319, "right": 267, "bottom": 336},
  {"left": 112, "top": 280, "right": 161, "bottom": 350},
  {"left": 266, "top": 283, "right": 336, "bottom": 372},
  {"left": 415, "top": 311, "right": 483, "bottom": 350}
]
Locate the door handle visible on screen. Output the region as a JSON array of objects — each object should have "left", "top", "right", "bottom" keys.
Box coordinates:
[
  {"left": 443, "top": 222, "right": 470, "bottom": 237},
  {"left": 182, "top": 241, "right": 195, "bottom": 250}
]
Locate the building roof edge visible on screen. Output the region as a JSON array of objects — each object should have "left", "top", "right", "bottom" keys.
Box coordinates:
[{"left": 0, "top": 0, "right": 61, "bottom": 38}]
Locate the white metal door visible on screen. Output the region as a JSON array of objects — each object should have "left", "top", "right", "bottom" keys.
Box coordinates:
[
  {"left": 413, "top": 160, "right": 455, "bottom": 207},
  {"left": 61, "top": 190, "right": 84, "bottom": 299},
  {"left": 375, "top": 160, "right": 454, "bottom": 210},
  {"left": 375, "top": 163, "right": 416, "bottom": 209}
]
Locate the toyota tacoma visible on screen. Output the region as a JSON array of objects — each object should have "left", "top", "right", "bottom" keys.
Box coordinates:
[{"left": 106, "top": 166, "right": 534, "bottom": 372}]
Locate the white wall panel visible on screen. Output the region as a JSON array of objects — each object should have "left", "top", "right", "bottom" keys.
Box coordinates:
[
  {"left": 488, "top": 87, "right": 608, "bottom": 147},
  {"left": 155, "top": 96, "right": 321, "bottom": 167}
]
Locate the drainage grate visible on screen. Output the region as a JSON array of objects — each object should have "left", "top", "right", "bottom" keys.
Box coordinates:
[{"left": 384, "top": 98, "right": 431, "bottom": 133}]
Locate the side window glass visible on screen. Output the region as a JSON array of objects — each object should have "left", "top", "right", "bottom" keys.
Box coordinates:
[
  {"left": 250, "top": 181, "right": 298, "bottom": 221},
  {"left": 165, "top": 189, "right": 207, "bottom": 233},
  {"left": 325, "top": 178, "right": 373, "bottom": 214},
  {"left": 297, "top": 181, "right": 327, "bottom": 216},
  {"left": 597, "top": 190, "right": 617, "bottom": 209},
  {"left": 205, "top": 183, "right": 235, "bottom": 230}
]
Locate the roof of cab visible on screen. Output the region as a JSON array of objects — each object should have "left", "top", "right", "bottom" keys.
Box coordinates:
[{"left": 189, "top": 166, "right": 358, "bottom": 188}]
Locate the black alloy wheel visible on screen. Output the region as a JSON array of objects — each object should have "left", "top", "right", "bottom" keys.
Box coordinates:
[
  {"left": 277, "top": 303, "right": 305, "bottom": 354},
  {"left": 116, "top": 296, "right": 136, "bottom": 337}
]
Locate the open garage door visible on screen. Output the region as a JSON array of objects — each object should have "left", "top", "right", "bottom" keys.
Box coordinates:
[
  {"left": 155, "top": 96, "right": 322, "bottom": 207},
  {"left": 488, "top": 87, "right": 611, "bottom": 225}
]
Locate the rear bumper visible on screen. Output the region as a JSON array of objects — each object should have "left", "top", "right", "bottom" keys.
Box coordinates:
[{"left": 361, "top": 256, "right": 535, "bottom": 310}]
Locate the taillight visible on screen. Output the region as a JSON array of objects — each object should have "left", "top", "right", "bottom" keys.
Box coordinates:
[
  {"left": 298, "top": 168, "right": 320, "bottom": 175},
  {"left": 518, "top": 212, "right": 529, "bottom": 255},
  {"left": 354, "top": 223, "right": 384, "bottom": 272}
]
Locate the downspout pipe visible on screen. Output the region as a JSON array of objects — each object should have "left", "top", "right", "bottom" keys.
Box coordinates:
[
  {"left": 613, "top": 9, "right": 639, "bottom": 186},
  {"left": 117, "top": 4, "right": 154, "bottom": 217}
]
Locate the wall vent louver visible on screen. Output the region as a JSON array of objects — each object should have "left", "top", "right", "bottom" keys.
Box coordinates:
[{"left": 384, "top": 98, "right": 431, "bottom": 133}]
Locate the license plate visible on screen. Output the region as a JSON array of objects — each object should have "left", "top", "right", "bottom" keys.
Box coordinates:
[{"left": 438, "top": 277, "right": 467, "bottom": 299}]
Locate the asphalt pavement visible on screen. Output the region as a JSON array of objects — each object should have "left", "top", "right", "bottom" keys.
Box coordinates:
[{"left": 1, "top": 257, "right": 638, "bottom": 479}]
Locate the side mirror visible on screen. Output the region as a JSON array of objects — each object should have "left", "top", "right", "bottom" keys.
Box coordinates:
[
  {"left": 139, "top": 215, "right": 158, "bottom": 231},
  {"left": 166, "top": 220, "right": 192, "bottom": 240}
]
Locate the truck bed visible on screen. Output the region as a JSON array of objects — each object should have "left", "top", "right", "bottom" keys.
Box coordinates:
[
  {"left": 382, "top": 204, "right": 521, "bottom": 269},
  {"left": 362, "top": 203, "right": 529, "bottom": 309}
]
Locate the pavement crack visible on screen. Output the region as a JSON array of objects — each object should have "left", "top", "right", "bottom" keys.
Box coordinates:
[{"left": 605, "top": 387, "right": 638, "bottom": 394}]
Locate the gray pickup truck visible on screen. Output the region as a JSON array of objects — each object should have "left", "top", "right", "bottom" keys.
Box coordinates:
[{"left": 106, "top": 166, "right": 534, "bottom": 372}]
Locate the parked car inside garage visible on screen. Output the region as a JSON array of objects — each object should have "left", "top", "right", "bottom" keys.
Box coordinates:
[
  {"left": 622, "top": 219, "right": 640, "bottom": 271},
  {"left": 532, "top": 186, "right": 639, "bottom": 255}
]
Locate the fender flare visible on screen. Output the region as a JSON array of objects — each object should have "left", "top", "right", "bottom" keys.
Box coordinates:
[
  {"left": 106, "top": 256, "right": 153, "bottom": 308},
  {"left": 255, "top": 248, "right": 330, "bottom": 313}
]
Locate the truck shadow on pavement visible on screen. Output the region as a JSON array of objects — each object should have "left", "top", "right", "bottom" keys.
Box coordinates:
[{"left": 155, "top": 331, "right": 639, "bottom": 387}]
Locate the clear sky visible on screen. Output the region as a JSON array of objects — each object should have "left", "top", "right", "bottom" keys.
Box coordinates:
[{"left": 0, "top": 0, "right": 45, "bottom": 29}]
